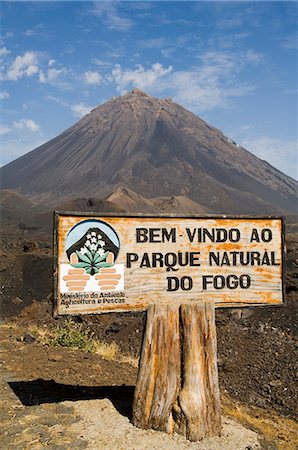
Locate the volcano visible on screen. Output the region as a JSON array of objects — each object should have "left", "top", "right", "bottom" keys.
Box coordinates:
[{"left": 0, "top": 89, "right": 297, "bottom": 214}]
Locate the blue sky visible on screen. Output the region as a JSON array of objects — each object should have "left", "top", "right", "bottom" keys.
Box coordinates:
[{"left": 0, "top": 1, "right": 297, "bottom": 179}]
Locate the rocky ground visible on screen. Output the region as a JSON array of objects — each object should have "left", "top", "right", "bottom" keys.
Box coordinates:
[{"left": 1, "top": 322, "right": 298, "bottom": 450}]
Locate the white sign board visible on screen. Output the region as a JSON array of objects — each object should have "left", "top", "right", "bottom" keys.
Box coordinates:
[{"left": 54, "top": 213, "right": 284, "bottom": 316}]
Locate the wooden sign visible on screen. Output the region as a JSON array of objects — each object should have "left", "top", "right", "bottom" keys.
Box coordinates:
[
  {"left": 54, "top": 213, "right": 284, "bottom": 316},
  {"left": 53, "top": 212, "right": 285, "bottom": 442}
]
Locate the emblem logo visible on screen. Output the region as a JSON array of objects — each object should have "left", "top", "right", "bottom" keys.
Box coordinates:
[{"left": 60, "top": 219, "right": 124, "bottom": 293}]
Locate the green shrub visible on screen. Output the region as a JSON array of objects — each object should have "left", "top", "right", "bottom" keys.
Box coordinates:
[{"left": 49, "top": 319, "right": 94, "bottom": 352}]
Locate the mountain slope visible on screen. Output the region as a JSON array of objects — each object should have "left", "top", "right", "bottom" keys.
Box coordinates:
[
  {"left": 0, "top": 189, "right": 41, "bottom": 223},
  {"left": 1, "top": 89, "right": 297, "bottom": 214},
  {"left": 107, "top": 187, "right": 209, "bottom": 214}
]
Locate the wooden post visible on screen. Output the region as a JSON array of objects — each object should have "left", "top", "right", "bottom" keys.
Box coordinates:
[
  {"left": 132, "top": 304, "right": 181, "bottom": 434},
  {"left": 132, "top": 302, "right": 221, "bottom": 442}
]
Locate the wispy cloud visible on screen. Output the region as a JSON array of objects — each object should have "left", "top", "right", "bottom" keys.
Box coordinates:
[
  {"left": 0, "top": 47, "right": 11, "bottom": 58},
  {"left": 84, "top": 70, "right": 103, "bottom": 85},
  {"left": 24, "top": 23, "right": 45, "bottom": 37},
  {"left": 109, "top": 49, "right": 263, "bottom": 112},
  {"left": 39, "top": 64, "right": 68, "bottom": 85},
  {"left": 138, "top": 37, "right": 168, "bottom": 49},
  {"left": 93, "top": 2, "right": 134, "bottom": 32},
  {"left": 167, "top": 50, "right": 262, "bottom": 111},
  {"left": 161, "top": 71, "right": 252, "bottom": 112},
  {"left": 91, "top": 58, "right": 112, "bottom": 68},
  {"left": 0, "top": 124, "right": 12, "bottom": 135},
  {"left": 64, "top": 45, "right": 76, "bottom": 55},
  {"left": 0, "top": 91, "right": 10, "bottom": 100},
  {"left": 216, "top": 8, "right": 256, "bottom": 30},
  {"left": 13, "top": 118, "right": 40, "bottom": 132},
  {"left": 279, "top": 33, "right": 298, "bottom": 50},
  {"left": 71, "top": 103, "right": 93, "bottom": 118},
  {"left": 136, "top": 37, "right": 176, "bottom": 58},
  {"left": 245, "top": 50, "right": 264, "bottom": 64},
  {"left": 24, "top": 23, "right": 47, "bottom": 37},
  {"left": 161, "top": 48, "right": 175, "bottom": 58},
  {"left": 0, "top": 118, "right": 40, "bottom": 135},
  {"left": 240, "top": 136, "right": 298, "bottom": 180},
  {"left": 111, "top": 63, "right": 173, "bottom": 93},
  {"left": 0, "top": 32, "right": 14, "bottom": 45},
  {"left": 46, "top": 95, "right": 94, "bottom": 118},
  {"left": 0, "top": 136, "right": 47, "bottom": 166}
]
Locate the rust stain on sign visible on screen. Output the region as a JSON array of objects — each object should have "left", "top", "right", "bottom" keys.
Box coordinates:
[{"left": 54, "top": 213, "right": 284, "bottom": 316}]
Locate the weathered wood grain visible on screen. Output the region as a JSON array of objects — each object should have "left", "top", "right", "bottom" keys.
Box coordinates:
[
  {"left": 132, "top": 304, "right": 180, "bottom": 433},
  {"left": 176, "top": 303, "right": 221, "bottom": 440},
  {"left": 55, "top": 214, "right": 284, "bottom": 315},
  {"left": 132, "top": 302, "right": 221, "bottom": 441}
]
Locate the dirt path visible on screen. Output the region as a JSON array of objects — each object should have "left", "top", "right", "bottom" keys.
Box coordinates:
[
  {"left": 0, "top": 323, "right": 294, "bottom": 449},
  {"left": 71, "top": 398, "right": 262, "bottom": 450}
]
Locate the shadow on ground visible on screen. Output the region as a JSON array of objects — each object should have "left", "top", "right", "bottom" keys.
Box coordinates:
[{"left": 9, "top": 380, "right": 135, "bottom": 419}]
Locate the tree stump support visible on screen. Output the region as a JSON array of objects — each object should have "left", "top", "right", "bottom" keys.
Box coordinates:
[{"left": 132, "top": 302, "right": 221, "bottom": 441}]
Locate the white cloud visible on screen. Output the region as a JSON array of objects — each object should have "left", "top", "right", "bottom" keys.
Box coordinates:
[
  {"left": 111, "top": 63, "right": 173, "bottom": 93},
  {"left": 46, "top": 95, "right": 94, "bottom": 118},
  {"left": 241, "top": 136, "right": 298, "bottom": 180},
  {"left": 47, "top": 67, "right": 67, "bottom": 81},
  {"left": 13, "top": 119, "right": 40, "bottom": 132},
  {"left": 6, "top": 51, "right": 39, "bottom": 81},
  {"left": 138, "top": 38, "right": 168, "bottom": 49},
  {"left": 39, "top": 66, "right": 68, "bottom": 84},
  {"left": 0, "top": 124, "right": 12, "bottom": 135},
  {"left": 163, "top": 70, "right": 251, "bottom": 112},
  {"left": 161, "top": 48, "right": 175, "bottom": 58},
  {"left": 93, "top": 3, "right": 134, "bottom": 31},
  {"left": 1, "top": 50, "right": 68, "bottom": 86},
  {"left": 24, "top": 24, "right": 45, "bottom": 37},
  {"left": 245, "top": 50, "right": 264, "bottom": 65},
  {"left": 64, "top": 45, "right": 75, "bottom": 55},
  {"left": 0, "top": 117, "right": 44, "bottom": 165},
  {"left": 0, "top": 46, "right": 10, "bottom": 58},
  {"left": 237, "top": 125, "right": 253, "bottom": 134},
  {"left": 91, "top": 58, "right": 111, "bottom": 68},
  {"left": 171, "top": 50, "right": 260, "bottom": 110},
  {"left": 137, "top": 38, "right": 176, "bottom": 58},
  {"left": 71, "top": 103, "right": 93, "bottom": 118},
  {"left": 24, "top": 29, "right": 35, "bottom": 37},
  {"left": 216, "top": 9, "right": 255, "bottom": 30},
  {"left": 165, "top": 71, "right": 227, "bottom": 111},
  {"left": 84, "top": 70, "right": 103, "bottom": 85},
  {"left": 0, "top": 91, "right": 10, "bottom": 100},
  {"left": 0, "top": 32, "right": 14, "bottom": 44},
  {"left": 279, "top": 34, "right": 298, "bottom": 50},
  {"left": 0, "top": 118, "right": 40, "bottom": 137},
  {"left": 110, "top": 50, "right": 260, "bottom": 112}
]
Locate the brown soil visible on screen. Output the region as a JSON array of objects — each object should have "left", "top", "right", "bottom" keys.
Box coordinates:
[{"left": 1, "top": 323, "right": 298, "bottom": 449}]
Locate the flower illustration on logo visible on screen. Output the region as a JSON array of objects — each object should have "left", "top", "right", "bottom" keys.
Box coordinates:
[
  {"left": 70, "top": 232, "right": 113, "bottom": 275},
  {"left": 62, "top": 219, "right": 122, "bottom": 292}
]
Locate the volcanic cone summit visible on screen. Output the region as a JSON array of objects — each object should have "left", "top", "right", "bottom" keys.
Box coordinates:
[{"left": 0, "top": 90, "right": 297, "bottom": 214}]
